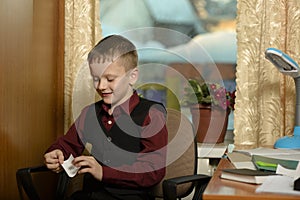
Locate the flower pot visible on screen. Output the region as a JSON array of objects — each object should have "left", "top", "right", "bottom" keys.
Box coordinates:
[{"left": 190, "top": 104, "right": 229, "bottom": 143}]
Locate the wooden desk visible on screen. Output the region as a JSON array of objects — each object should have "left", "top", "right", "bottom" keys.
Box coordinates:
[{"left": 203, "top": 158, "right": 300, "bottom": 200}]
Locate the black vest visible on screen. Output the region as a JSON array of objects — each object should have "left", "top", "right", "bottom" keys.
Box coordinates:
[{"left": 82, "top": 98, "right": 165, "bottom": 167}]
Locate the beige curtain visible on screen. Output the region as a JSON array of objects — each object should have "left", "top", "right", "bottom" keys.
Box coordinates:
[
  {"left": 234, "top": 0, "right": 300, "bottom": 149},
  {"left": 64, "top": 0, "right": 101, "bottom": 132}
]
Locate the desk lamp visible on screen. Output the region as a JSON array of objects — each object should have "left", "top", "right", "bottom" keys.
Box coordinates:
[{"left": 265, "top": 47, "right": 300, "bottom": 149}]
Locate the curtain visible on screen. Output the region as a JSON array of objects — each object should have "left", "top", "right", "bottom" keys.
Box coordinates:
[
  {"left": 64, "top": 0, "right": 101, "bottom": 132},
  {"left": 234, "top": 0, "right": 300, "bottom": 149}
]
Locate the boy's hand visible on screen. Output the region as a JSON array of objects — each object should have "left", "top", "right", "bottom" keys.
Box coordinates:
[
  {"left": 44, "top": 149, "right": 64, "bottom": 173},
  {"left": 72, "top": 155, "right": 103, "bottom": 181}
]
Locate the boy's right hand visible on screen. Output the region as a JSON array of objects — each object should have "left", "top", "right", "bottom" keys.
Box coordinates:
[{"left": 44, "top": 149, "right": 64, "bottom": 173}]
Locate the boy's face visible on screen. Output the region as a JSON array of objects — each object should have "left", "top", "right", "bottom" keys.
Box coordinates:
[{"left": 89, "top": 59, "right": 138, "bottom": 107}]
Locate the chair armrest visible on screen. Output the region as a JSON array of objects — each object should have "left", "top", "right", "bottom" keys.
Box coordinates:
[
  {"left": 16, "top": 165, "right": 69, "bottom": 200},
  {"left": 162, "top": 174, "right": 211, "bottom": 200},
  {"left": 16, "top": 165, "right": 49, "bottom": 200}
]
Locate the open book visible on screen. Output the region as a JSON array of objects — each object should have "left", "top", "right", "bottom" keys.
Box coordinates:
[
  {"left": 233, "top": 147, "right": 300, "bottom": 171},
  {"left": 234, "top": 147, "right": 300, "bottom": 156},
  {"left": 252, "top": 154, "right": 299, "bottom": 171},
  {"left": 221, "top": 168, "right": 277, "bottom": 184}
]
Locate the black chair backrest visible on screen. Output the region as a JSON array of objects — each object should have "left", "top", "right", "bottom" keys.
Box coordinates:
[{"left": 16, "top": 165, "right": 69, "bottom": 200}]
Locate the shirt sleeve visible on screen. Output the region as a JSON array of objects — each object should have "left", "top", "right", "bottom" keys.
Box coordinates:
[
  {"left": 101, "top": 106, "right": 168, "bottom": 188},
  {"left": 45, "top": 108, "right": 88, "bottom": 159}
]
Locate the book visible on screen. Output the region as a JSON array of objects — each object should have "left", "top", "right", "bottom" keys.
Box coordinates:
[
  {"left": 226, "top": 152, "right": 257, "bottom": 170},
  {"left": 234, "top": 147, "right": 300, "bottom": 156},
  {"left": 220, "top": 168, "right": 277, "bottom": 184},
  {"left": 252, "top": 154, "right": 299, "bottom": 171}
]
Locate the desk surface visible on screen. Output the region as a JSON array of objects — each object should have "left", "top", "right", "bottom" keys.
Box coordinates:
[{"left": 203, "top": 158, "right": 300, "bottom": 200}]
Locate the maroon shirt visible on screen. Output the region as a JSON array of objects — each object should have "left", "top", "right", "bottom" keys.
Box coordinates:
[{"left": 46, "top": 92, "right": 168, "bottom": 189}]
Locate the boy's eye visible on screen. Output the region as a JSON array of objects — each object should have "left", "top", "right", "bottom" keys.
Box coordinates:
[{"left": 106, "top": 76, "right": 115, "bottom": 82}]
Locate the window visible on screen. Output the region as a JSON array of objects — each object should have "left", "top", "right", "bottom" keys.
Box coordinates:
[{"left": 100, "top": 0, "right": 237, "bottom": 131}]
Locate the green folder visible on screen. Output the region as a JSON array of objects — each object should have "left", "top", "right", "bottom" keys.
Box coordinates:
[{"left": 252, "top": 154, "right": 299, "bottom": 171}]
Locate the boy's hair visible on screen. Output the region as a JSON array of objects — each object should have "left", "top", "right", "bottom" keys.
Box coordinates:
[{"left": 87, "top": 35, "right": 138, "bottom": 71}]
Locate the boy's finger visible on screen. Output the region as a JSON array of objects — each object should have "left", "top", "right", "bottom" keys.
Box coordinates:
[
  {"left": 46, "top": 163, "right": 60, "bottom": 170},
  {"left": 55, "top": 150, "right": 64, "bottom": 164},
  {"left": 72, "top": 156, "right": 91, "bottom": 166}
]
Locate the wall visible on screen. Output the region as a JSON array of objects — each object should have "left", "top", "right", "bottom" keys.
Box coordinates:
[{"left": 0, "top": 0, "right": 64, "bottom": 199}]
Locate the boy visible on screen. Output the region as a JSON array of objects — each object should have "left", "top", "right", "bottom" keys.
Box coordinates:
[{"left": 44, "top": 35, "right": 168, "bottom": 200}]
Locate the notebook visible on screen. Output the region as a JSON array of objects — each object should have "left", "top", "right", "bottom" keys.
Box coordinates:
[{"left": 221, "top": 168, "right": 278, "bottom": 184}]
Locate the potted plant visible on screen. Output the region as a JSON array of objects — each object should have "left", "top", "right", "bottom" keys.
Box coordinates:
[{"left": 182, "top": 79, "right": 236, "bottom": 143}]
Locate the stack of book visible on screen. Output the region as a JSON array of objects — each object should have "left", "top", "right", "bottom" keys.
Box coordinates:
[
  {"left": 220, "top": 168, "right": 277, "bottom": 184},
  {"left": 221, "top": 147, "right": 300, "bottom": 185}
]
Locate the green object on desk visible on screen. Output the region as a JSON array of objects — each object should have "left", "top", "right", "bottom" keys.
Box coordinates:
[
  {"left": 255, "top": 161, "right": 277, "bottom": 168},
  {"left": 252, "top": 154, "right": 299, "bottom": 172}
]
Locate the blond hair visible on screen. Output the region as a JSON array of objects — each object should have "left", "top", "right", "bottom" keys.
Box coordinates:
[{"left": 87, "top": 35, "right": 138, "bottom": 71}]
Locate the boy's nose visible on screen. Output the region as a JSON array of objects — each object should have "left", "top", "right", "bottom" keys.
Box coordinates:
[{"left": 97, "top": 79, "right": 107, "bottom": 90}]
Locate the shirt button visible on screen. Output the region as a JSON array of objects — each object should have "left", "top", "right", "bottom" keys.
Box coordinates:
[
  {"left": 108, "top": 120, "right": 112, "bottom": 125},
  {"left": 107, "top": 137, "right": 112, "bottom": 142}
]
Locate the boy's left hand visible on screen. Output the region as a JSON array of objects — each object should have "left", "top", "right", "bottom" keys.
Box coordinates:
[{"left": 72, "top": 155, "right": 103, "bottom": 181}]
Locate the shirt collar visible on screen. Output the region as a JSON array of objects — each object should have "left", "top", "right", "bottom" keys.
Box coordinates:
[{"left": 101, "top": 91, "right": 140, "bottom": 116}]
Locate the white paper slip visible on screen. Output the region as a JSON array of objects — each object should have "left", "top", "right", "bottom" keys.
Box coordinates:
[
  {"left": 256, "top": 175, "right": 300, "bottom": 195},
  {"left": 276, "top": 162, "right": 300, "bottom": 181},
  {"left": 61, "top": 154, "right": 80, "bottom": 177}
]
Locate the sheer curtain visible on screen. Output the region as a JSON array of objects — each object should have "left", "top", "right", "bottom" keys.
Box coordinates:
[
  {"left": 64, "top": 0, "right": 101, "bottom": 132},
  {"left": 234, "top": 0, "right": 300, "bottom": 149}
]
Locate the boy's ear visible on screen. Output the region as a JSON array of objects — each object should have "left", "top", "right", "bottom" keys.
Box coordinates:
[{"left": 129, "top": 68, "right": 139, "bottom": 84}]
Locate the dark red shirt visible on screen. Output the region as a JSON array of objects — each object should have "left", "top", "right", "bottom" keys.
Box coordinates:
[{"left": 46, "top": 92, "right": 168, "bottom": 189}]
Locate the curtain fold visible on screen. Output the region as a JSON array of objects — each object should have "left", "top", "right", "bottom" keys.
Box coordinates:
[
  {"left": 235, "top": 0, "right": 300, "bottom": 149},
  {"left": 64, "top": 0, "right": 101, "bottom": 132}
]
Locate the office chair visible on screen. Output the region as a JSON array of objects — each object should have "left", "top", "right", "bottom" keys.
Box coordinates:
[
  {"left": 151, "top": 108, "right": 211, "bottom": 200},
  {"left": 16, "top": 108, "right": 211, "bottom": 200},
  {"left": 16, "top": 165, "right": 69, "bottom": 200}
]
